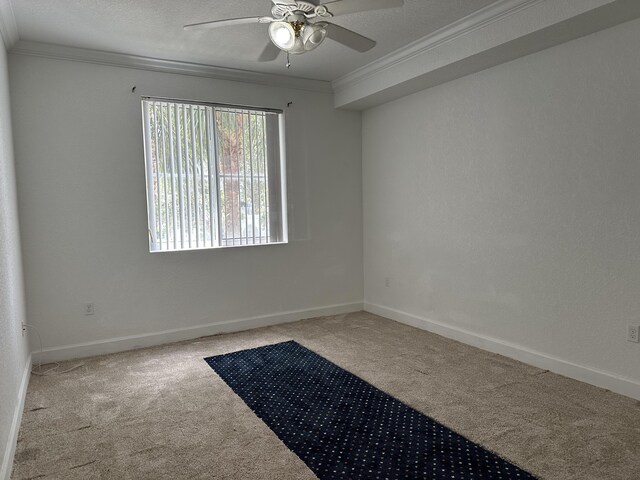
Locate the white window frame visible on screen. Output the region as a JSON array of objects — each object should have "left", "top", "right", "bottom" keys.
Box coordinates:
[{"left": 141, "top": 97, "right": 288, "bottom": 252}]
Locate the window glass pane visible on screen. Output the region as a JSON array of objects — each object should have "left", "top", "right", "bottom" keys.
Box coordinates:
[{"left": 141, "top": 99, "right": 287, "bottom": 252}]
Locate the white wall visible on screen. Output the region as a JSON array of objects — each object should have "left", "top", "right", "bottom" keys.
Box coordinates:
[
  {"left": 363, "top": 19, "right": 640, "bottom": 385},
  {"left": 9, "top": 55, "right": 363, "bottom": 356},
  {"left": 0, "top": 43, "right": 29, "bottom": 479}
]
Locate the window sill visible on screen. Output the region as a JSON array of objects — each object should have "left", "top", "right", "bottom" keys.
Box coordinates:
[{"left": 149, "top": 240, "right": 288, "bottom": 253}]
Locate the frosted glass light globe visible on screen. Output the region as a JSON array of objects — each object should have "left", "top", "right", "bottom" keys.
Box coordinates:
[
  {"left": 274, "top": 26, "right": 292, "bottom": 45},
  {"left": 269, "top": 22, "right": 296, "bottom": 50},
  {"left": 302, "top": 23, "right": 327, "bottom": 51}
]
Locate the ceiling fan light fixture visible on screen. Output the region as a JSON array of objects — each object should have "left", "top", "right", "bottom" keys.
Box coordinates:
[
  {"left": 302, "top": 22, "right": 327, "bottom": 51},
  {"left": 268, "top": 21, "right": 296, "bottom": 50},
  {"left": 184, "top": 0, "right": 402, "bottom": 63}
]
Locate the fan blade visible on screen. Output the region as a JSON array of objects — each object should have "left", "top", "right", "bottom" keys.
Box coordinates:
[
  {"left": 272, "top": 0, "right": 298, "bottom": 6},
  {"left": 322, "top": 0, "right": 403, "bottom": 17},
  {"left": 325, "top": 22, "right": 375, "bottom": 52},
  {"left": 258, "top": 42, "right": 282, "bottom": 62},
  {"left": 184, "top": 16, "right": 272, "bottom": 31}
]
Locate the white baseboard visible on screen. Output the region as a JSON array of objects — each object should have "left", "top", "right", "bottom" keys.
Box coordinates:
[
  {"left": 33, "top": 302, "right": 364, "bottom": 364},
  {"left": 1, "top": 354, "right": 31, "bottom": 480},
  {"left": 365, "top": 302, "right": 640, "bottom": 401}
]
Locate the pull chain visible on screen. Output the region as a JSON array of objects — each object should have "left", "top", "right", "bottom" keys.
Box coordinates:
[{"left": 286, "top": 51, "right": 291, "bottom": 69}]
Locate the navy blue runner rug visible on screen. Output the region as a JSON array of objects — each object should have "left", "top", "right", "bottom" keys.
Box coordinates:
[{"left": 205, "top": 340, "right": 536, "bottom": 480}]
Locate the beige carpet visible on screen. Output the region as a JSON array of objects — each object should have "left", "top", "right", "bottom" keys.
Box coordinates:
[{"left": 11, "top": 311, "right": 640, "bottom": 479}]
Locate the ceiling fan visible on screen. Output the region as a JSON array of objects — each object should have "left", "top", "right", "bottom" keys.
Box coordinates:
[{"left": 184, "top": 0, "right": 404, "bottom": 65}]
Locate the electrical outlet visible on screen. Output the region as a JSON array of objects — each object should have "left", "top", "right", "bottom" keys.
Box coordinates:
[
  {"left": 628, "top": 325, "right": 639, "bottom": 343},
  {"left": 84, "top": 302, "right": 95, "bottom": 316}
]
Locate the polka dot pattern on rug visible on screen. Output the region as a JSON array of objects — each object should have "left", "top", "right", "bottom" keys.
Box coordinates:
[{"left": 205, "top": 340, "right": 536, "bottom": 480}]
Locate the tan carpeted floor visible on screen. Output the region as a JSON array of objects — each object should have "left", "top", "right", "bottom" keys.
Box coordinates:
[{"left": 11, "top": 311, "right": 640, "bottom": 479}]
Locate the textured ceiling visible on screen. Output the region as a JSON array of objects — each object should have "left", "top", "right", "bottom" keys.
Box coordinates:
[{"left": 12, "top": 0, "right": 498, "bottom": 81}]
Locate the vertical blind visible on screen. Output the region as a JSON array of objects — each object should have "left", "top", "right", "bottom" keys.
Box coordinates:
[{"left": 141, "top": 98, "right": 287, "bottom": 252}]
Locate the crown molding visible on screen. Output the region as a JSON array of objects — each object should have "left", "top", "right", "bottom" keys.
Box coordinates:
[
  {"left": 10, "top": 40, "right": 332, "bottom": 93},
  {"left": 0, "top": 0, "right": 18, "bottom": 50},
  {"left": 332, "top": 0, "right": 640, "bottom": 109},
  {"left": 332, "top": 0, "right": 543, "bottom": 91}
]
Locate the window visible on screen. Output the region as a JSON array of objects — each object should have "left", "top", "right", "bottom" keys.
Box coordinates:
[{"left": 141, "top": 97, "right": 287, "bottom": 252}]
